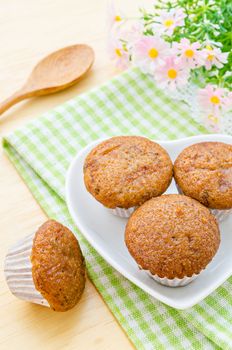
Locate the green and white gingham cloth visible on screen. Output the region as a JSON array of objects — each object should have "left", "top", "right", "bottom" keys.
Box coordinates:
[{"left": 3, "top": 67, "right": 232, "bottom": 350}]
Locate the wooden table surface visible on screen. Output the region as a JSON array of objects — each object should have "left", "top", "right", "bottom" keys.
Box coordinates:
[{"left": 0, "top": 1, "right": 150, "bottom": 349}]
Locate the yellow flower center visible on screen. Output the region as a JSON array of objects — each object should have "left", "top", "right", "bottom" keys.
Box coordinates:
[
  {"left": 208, "top": 114, "right": 218, "bottom": 124},
  {"left": 210, "top": 95, "right": 220, "bottom": 104},
  {"left": 206, "top": 45, "right": 214, "bottom": 60},
  {"left": 148, "top": 48, "right": 159, "bottom": 59},
  {"left": 115, "top": 48, "right": 122, "bottom": 57},
  {"left": 185, "top": 49, "right": 194, "bottom": 58},
  {"left": 207, "top": 54, "right": 214, "bottom": 61},
  {"left": 164, "top": 19, "right": 174, "bottom": 27},
  {"left": 167, "top": 68, "right": 177, "bottom": 79},
  {"left": 115, "top": 15, "right": 121, "bottom": 21}
]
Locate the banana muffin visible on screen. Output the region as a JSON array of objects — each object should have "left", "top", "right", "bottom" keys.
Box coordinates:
[
  {"left": 174, "top": 142, "right": 232, "bottom": 221},
  {"left": 5, "top": 220, "right": 86, "bottom": 311},
  {"left": 125, "top": 194, "right": 220, "bottom": 286},
  {"left": 83, "top": 136, "right": 173, "bottom": 217},
  {"left": 31, "top": 220, "right": 86, "bottom": 311}
]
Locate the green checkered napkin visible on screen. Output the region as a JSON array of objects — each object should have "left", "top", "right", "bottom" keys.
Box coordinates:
[{"left": 3, "top": 67, "right": 232, "bottom": 350}]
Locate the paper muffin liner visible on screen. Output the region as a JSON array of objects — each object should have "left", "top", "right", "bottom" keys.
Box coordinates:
[
  {"left": 139, "top": 266, "right": 199, "bottom": 287},
  {"left": 4, "top": 233, "right": 49, "bottom": 307},
  {"left": 175, "top": 183, "right": 232, "bottom": 223},
  {"left": 108, "top": 206, "right": 136, "bottom": 218}
]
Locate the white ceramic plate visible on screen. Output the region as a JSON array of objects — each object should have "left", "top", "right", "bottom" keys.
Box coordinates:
[{"left": 66, "top": 134, "right": 232, "bottom": 309}]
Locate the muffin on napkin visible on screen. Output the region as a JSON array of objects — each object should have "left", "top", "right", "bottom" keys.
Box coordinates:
[
  {"left": 125, "top": 194, "right": 220, "bottom": 287},
  {"left": 4, "top": 220, "right": 86, "bottom": 311},
  {"left": 83, "top": 136, "right": 173, "bottom": 217},
  {"left": 174, "top": 142, "right": 232, "bottom": 222}
]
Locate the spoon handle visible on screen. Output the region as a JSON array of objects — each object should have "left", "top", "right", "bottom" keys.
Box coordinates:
[{"left": 0, "top": 89, "right": 30, "bottom": 116}]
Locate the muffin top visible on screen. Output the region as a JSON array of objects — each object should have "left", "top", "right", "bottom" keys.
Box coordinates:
[
  {"left": 174, "top": 142, "right": 232, "bottom": 209},
  {"left": 83, "top": 136, "right": 173, "bottom": 209},
  {"left": 125, "top": 194, "right": 220, "bottom": 279},
  {"left": 31, "top": 220, "right": 85, "bottom": 311}
]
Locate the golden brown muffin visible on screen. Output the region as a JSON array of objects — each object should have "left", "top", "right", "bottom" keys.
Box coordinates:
[
  {"left": 125, "top": 194, "right": 220, "bottom": 279},
  {"left": 174, "top": 142, "right": 232, "bottom": 209},
  {"left": 31, "top": 220, "right": 85, "bottom": 312},
  {"left": 83, "top": 136, "right": 173, "bottom": 209}
]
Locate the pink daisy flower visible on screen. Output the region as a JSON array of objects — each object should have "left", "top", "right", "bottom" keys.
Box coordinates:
[
  {"left": 107, "top": 1, "right": 124, "bottom": 29},
  {"left": 198, "top": 85, "right": 229, "bottom": 113},
  {"left": 108, "top": 37, "right": 129, "bottom": 70},
  {"left": 153, "top": 9, "right": 186, "bottom": 36},
  {"left": 204, "top": 113, "right": 221, "bottom": 133},
  {"left": 173, "top": 38, "right": 205, "bottom": 68},
  {"left": 198, "top": 86, "right": 231, "bottom": 132},
  {"left": 203, "top": 46, "right": 228, "bottom": 70},
  {"left": 133, "top": 35, "right": 170, "bottom": 72},
  {"left": 154, "top": 56, "right": 189, "bottom": 90}
]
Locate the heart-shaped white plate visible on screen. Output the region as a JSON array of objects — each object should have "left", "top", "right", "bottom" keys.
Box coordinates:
[{"left": 66, "top": 134, "right": 232, "bottom": 309}]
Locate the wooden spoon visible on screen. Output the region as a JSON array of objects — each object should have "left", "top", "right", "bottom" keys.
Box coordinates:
[{"left": 0, "top": 44, "right": 94, "bottom": 116}]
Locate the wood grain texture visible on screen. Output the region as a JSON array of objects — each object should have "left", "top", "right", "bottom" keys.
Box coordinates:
[{"left": 0, "top": 0, "right": 150, "bottom": 349}]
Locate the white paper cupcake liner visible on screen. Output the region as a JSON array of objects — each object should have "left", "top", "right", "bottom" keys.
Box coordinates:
[
  {"left": 4, "top": 233, "right": 49, "bottom": 307},
  {"left": 175, "top": 183, "right": 232, "bottom": 223},
  {"left": 139, "top": 266, "right": 199, "bottom": 287},
  {"left": 108, "top": 206, "right": 136, "bottom": 218}
]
